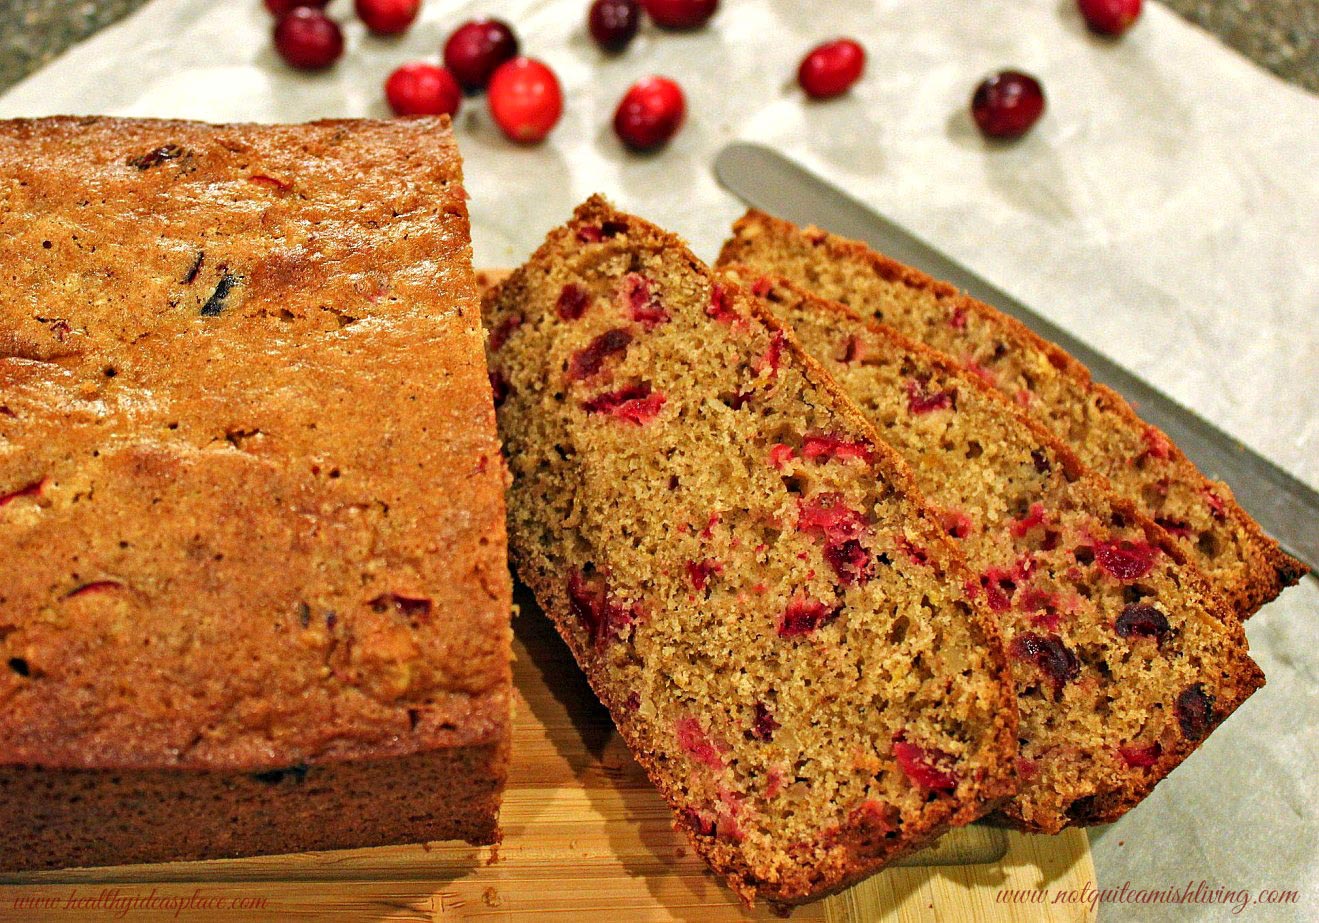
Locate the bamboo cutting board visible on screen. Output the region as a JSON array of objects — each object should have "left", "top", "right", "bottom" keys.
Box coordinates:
[{"left": 0, "top": 590, "right": 1094, "bottom": 922}]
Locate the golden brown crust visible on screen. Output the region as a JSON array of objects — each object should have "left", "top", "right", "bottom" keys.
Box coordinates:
[
  {"left": 718, "top": 211, "right": 1306, "bottom": 619},
  {"left": 486, "top": 195, "right": 1018, "bottom": 909},
  {"left": 0, "top": 116, "right": 511, "bottom": 865}
]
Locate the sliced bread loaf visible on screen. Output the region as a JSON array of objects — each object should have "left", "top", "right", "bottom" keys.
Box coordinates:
[
  {"left": 484, "top": 197, "right": 1017, "bottom": 909},
  {"left": 718, "top": 212, "right": 1305, "bottom": 619},
  {"left": 723, "top": 267, "right": 1266, "bottom": 833}
]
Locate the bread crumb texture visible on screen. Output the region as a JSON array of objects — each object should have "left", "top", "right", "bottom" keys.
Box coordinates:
[
  {"left": 485, "top": 196, "right": 1017, "bottom": 907},
  {"left": 718, "top": 212, "right": 1305, "bottom": 619},
  {"left": 725, "top": 267, "right": 1264, "bottom": 834}
]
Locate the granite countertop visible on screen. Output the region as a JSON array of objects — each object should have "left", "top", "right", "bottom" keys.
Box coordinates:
[
  {"left": 1, "top": 0, "right": 1316, "bottom": 93},
  {"left": 0, "top": 0, "right": 147, "bottom": 92}
]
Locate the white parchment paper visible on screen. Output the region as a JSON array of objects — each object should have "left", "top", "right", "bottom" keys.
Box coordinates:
[{"left": 2, "top": 1, "right": 1315, "bottom": 919}]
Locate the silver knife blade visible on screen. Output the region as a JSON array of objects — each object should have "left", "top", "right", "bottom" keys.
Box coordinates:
[{"left": 714, "top": 142, "right": 1317, "bottom": 571}]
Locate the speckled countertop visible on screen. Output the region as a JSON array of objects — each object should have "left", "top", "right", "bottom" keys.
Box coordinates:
[
  {"left": 0, "top": 0, "right": 1316, "bottom": 93},
  {"left": 0, "top": 0, "right": 146, "bottom": 91}
]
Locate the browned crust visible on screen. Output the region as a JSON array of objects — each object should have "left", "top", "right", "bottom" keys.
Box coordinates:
[
  {"left": 0, "top": 738, "right": 507, "bottom": 874},
  {"left": 718, "top": 211, "right": 1306, "bottom": 618},
  {"left": 0, "top": 116, "right": 512, "bottom": 865},
  {"left": 725, "top": 267, "right": 1266, "bottom": 835},
  {"left": 488, "top": 196, "right": 1019, "bottom": 910},
  {"left": 1, "top": 113, "right": 511, "bottom": 764}
]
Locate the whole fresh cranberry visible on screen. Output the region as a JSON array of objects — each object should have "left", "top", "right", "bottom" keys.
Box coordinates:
[
  {"left": 614, "top": 76, "right": 686, "bottom": 151},
  {"left": 971, "top": 71, "right": 1045, "bottom": 140},
  {"left": 798, "top": 39, "right": 866, "bottom": 100},
  {"left": 1078, "top": 0, "right": 1142, "bottom": 35},
  {"left": 355, "top": 0, "right": 421, "bottom": 35},
  {"left": 488, "top": 57, "right": 564, "bottom": 144},
  {"left": 589, "top": 0, "right": 641, "bottom": 53},
  {"left": 385, "top": 62, "right": 462, "bottom": 117},
  {"left": 273, "top": 8, "right": 345, "bottom": 71},
  {"left": 444, "top": 18, "right": 520, "bottom": 93},
  {"left": 265, "top": 0, "right": 329, "bottom": 17},
  {"left": 642, "top": 0, "right": 718, "bottom": 30}
]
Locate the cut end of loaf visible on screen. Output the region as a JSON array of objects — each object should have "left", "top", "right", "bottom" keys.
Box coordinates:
[
  {"left": 485, "top": 196, "right": 1018, "bottom": 906},
  {"left": 726, "top": 265, "right": 1267, "bottom": 835},
  {"left": 717, "top": 209, "right": 1305, "bottom": 620}
]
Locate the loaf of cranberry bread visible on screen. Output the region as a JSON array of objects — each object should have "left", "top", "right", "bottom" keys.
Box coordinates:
[
  {"left": 0, "top": 116, "right": 511, "bottom": 871},
  {"left": 724, "top": 267, "right": 1266, "bottom": 833},
  {"left": 718, "top": 213, "right": 1305, "bottom": 619},
  {"left": 484, "top": 197, "right": 1017, "bottom": 909}
]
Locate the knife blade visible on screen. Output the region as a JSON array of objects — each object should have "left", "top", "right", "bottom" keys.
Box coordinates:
[{"left": 714, "top": 142, "right": 1318, "bottom": 571}]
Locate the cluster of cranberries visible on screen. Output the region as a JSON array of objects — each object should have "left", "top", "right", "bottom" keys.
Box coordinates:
[
  {"left": 265, "top": 0, "right": 865, "bottom": 152},
  {"left": 268, "top": 0, "right": 1142, "bottom": 150},
  {"left": 266, "top": 2, "right": 561, "bottom": 143},
  {"left": 591, "top": 2, "right": 868, "bottom": 151},
  {"left": 384, "top": 17, "right": 536, "bottom": 133}
]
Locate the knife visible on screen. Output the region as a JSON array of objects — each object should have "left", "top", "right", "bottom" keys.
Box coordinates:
[{"left": 714, "top": 142, "right": 1318, "bottom": 572}]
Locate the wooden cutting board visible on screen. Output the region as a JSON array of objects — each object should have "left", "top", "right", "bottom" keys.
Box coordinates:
[{"left": 0, "top": 589, "right": 1094, "bottom": 922}]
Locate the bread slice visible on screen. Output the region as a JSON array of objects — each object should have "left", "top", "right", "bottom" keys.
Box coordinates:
[
  {"left": 0, "top": 116, "right": 510, "bottom": 870},
  {"left": 723, "top": 266, "right": 1266, "bottom": 833},
  {"left": 718, "top": 212, "right": 1306, "bottom": 619},
  {"left": 484, "top": 196, "right": 1017, "bottom": 909}
]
